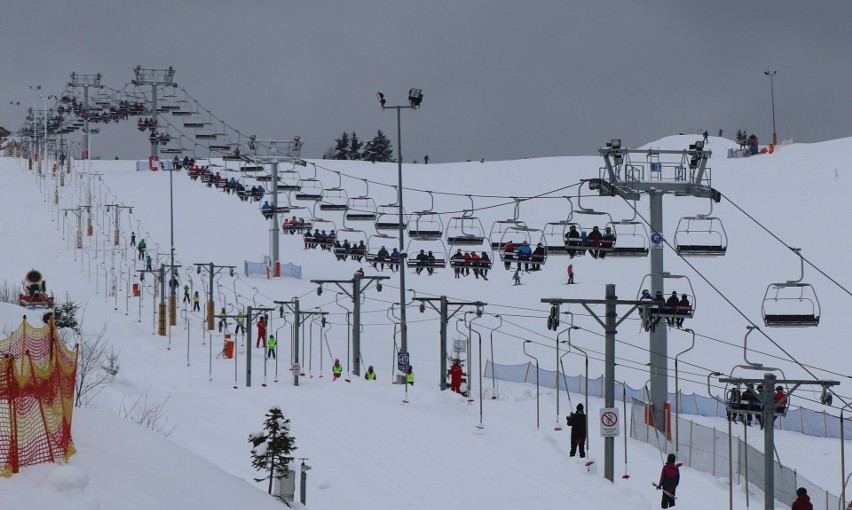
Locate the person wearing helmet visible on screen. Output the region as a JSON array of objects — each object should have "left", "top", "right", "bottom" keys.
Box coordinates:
[
  {"left": 600, "top": 226, "right": 615, "bottom": 258},
  {"left": 479, "top": 251, "right": 490, "bottom": 280},
  {"left": 365, "top": 366, "right": 376, "bottom": 381},
  {"left": 665, "top": 291, "right": 680, "bottom": 326},
  {"left": 451, "top": 249, "right": 465, "bottom": 278},
  {"left": 676, "top": 293, "right": 691, "bottom": 327},
  {"left": 773, "top": 385, "right": 787, "bottom": 425},
  {"left": 657, "top": 453, "right": 680, "bottom": 508},
  {"left": 332, "top": 359, "right": 343, "bottom": 381},
  {"left": 588, "top": 226, "right": 603, "bottom": 259}
]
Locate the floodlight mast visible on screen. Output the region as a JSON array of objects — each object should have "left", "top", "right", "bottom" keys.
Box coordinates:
[
  {"left": 247, "top": 137, "right": 303, "bottom": 276},
  {"left": 67, "top": 72, "right": 103, "bottom": 160},
  {"left": 377, "top": 89, "right": 423, "bottom": 373},
  {"left": 592, "top": 140, "right": 720, "bottom": 433},
  {"left": 131, "top": 65, "right": 176, "bottom": 167}
]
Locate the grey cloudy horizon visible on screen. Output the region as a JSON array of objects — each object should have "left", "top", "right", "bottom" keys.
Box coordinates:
[{"left": 2, "top": 1, "right": 850, "bottom": 162}]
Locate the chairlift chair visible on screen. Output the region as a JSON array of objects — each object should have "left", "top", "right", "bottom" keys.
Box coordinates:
[
  {"left": 319, "top": 172, "right": 349, "bottom": 211},
  {"left": 334, "top": 216, "right": 369, "bottom": 262},
  {"left": 498, "top": 224, "right": 548, "bottom": 269},
  {"left": 569, "top": 206, "right": 616, "bottom": 257},
  {"left": 539, "top": 198, "right": 576, "bottom": 255},
  {"left": 294, "top": 163, "right": 323, "bottom": 201},
  {"left": 346, "top": 179, "right": 378, "bottom": 221},
  {"left": 636, "top": 273, "right": 696, "bottom": 330},
  {"left": 302, "top": 208, "right": 337, "bottom": 250},
  {"left": 277, "top": 167, "right": 303, "bottom": 192},
  {"left": 489, "top": 198, "right": 527, "bottom": 250},
  {"left": 608, "top": 220, "right": 650, "bottom": 257},
  {"left": 375, "top": 187, "right": 406, "bottom": 231},
  {"left": 406, "top": 237, "right": 448, "bottom": 271},
  {"left": 674, "top": 216, "right": 728, "bottom": 256},
  {"left": 365, "top": 233, "right": 401, "bottom": 269},
  {"left": 761, "top": 248, "right": 820, "bottom": 327},
  {"left": 721, "top": 327, "right": 791, "bottom": 420},
  {"left": 446, "top": 196, "right": 486, "bottom": 247},
  {"left": 407, "top": 192, "right": 443, "bottom": 238},
  {"left": 294, "top": 178, "right": 323, "bottom": 201}
]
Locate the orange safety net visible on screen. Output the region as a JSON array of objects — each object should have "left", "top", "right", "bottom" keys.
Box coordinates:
[{"left": 0, "top": 317, "right": 78, "bottom": 476}]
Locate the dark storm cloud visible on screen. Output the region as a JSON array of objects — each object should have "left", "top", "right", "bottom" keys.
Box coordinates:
[{"left": 2, "top": 0, "right": 850, "bottom": 162}]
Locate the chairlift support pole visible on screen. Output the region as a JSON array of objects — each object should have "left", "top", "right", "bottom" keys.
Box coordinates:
[
  {"left": 378, "top": 90, "right": 422, "bottom": 373},
  {"left": 274, "top": 298, "right": 301, "bottom": 386},
  {"left": 594, "top": 140, "right": 720, "bottom": 433},
  {"left": 542, "top": 285, "right": 644, "bottom": 483},
  {"left": 131, "top": 65, "right": 176, "bottom": 165},
  {"left": 717, "top": 374, "right": 837, "bottom": 510},
  {"left": 193, "top": 262, "right": 236, "bottom": 330},
  {"left": 67, "top": 72, "right": 103, "bottom": 160},
  {"left": 310, "top": 275, "right": 389, "bottom": 376},
  {"left": 413, "top": 297, "right": 485, "bottom": 390},
  {"left": 248, "top": 138, "right": 303, "bottom": 277}
]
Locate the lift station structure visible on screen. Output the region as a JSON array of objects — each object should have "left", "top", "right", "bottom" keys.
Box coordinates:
[{"left": 588, "top": 138, "right": 720, "bottom": 431}]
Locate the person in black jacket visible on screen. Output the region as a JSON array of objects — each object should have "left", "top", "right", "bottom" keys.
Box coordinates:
[{"left": 567, "top": 403, "right": 587, "bottom": 458}]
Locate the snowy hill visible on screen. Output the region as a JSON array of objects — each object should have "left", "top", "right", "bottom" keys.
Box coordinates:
[{"left": 0, "top": 135, "right": 847, "bottom": 509}]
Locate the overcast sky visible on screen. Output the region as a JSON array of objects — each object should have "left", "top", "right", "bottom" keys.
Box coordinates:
[{"left": 2, "top": 1, "right": 850, "bottom": 162}]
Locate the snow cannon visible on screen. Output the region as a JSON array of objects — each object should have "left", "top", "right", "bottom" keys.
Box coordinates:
[{"left": 19, "top": 269, "right": 54, "bottom": 308}]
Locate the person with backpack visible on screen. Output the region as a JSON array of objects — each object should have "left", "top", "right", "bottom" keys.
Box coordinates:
[
  {"left": 566, "top": 403, "right": 587, "bottom": 458},
  {"left": 657, "top": 453, "right": 680, "bottom": 508}
]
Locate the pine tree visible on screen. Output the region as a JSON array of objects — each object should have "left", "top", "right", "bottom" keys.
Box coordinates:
[
  {"left": 333, "top": 132, "right": 350, "bottom": 160},
  {"left": 348, "top": 132, "right": 363, "bottom": 160},
  {"left": 249, "top": 407, "right": 297, "bottom": 495},
  {"left": 363, "top": 129, "right": 394, "bottom": 162}
]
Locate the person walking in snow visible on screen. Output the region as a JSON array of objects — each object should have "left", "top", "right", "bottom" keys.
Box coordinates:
[
  {"left": 567, "top": 403, "right": 587, "bottom": 458},
  {"left": 657, "top": 453, "right": 680, "bottom": 509},
  {"left": 332, "top": 359, "right": 343, "bottom": 381}
]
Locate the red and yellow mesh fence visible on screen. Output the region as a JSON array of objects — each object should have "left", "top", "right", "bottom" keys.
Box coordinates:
[{"left": 0, "top": 317, "right": 78, "bottom": 476}]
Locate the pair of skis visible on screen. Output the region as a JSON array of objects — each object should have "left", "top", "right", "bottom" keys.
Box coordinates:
[{"left": 651, "top": 483, "right": 677, "bottom": 500}]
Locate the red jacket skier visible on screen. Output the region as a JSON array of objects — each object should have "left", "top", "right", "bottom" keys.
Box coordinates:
[
  {"left": 256, "top": 316, "right": 267, "bottom": 348},
  {"left": 448, "top": 362, "right": 464, "bottom": 393}
]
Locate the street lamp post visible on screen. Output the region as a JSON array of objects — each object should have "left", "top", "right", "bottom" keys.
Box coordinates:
[
  {"left": 764, "top": 70, "right": 777, "bottom": 145},
  {"left": 377, "top": 88, "right": 423, "bottom": 380}
]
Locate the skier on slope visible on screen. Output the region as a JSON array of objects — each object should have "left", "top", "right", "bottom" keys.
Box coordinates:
[{"left": 657, "top": 453, "right": 680, "bottom": 509}]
